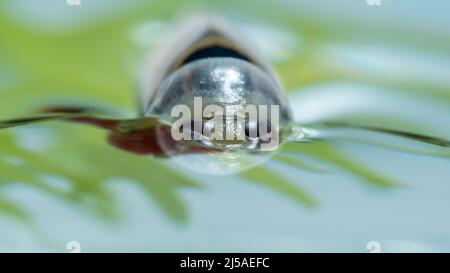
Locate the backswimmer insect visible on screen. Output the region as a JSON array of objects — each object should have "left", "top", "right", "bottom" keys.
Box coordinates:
[{"left": 1, "top": 14, "right": 449, "bottom": 174}]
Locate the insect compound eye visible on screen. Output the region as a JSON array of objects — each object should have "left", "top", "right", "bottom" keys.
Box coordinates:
[
  {"left": 202, "top": 119, "right": 215, "bottom": 138},
  {"left": 180, "top": 119, "right": 205, "bottom": 140},
  {"left": 244, "top": 120, "right": 259, "bottom": 139},
  {"left": 244, "top": 119, "right": 273, "bottom": 142}
]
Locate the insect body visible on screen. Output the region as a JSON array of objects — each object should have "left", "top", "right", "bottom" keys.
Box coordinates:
[
  {"left": 0, "top": 14, "right": 448, "bottom": 173},
  {"left": 140, "top": 14, "right": 292, "bottom": 157}
]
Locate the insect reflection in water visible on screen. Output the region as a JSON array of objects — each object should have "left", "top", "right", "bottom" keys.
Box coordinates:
[{"left": 1, "top": 14, "right": 449, "bottom": 175}]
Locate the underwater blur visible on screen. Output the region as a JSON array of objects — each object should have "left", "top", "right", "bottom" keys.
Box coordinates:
[{"left": 0, "top": 0, "right": 449, "bottom": 252}]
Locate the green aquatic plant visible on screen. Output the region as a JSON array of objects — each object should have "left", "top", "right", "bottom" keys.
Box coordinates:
[{"left": 1, "top": 0, "right": 449, "bottom": 225}]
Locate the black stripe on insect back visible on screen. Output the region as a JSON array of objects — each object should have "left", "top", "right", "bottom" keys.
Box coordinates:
[{"left": 181, "top": 45, "right": 252, "bottom": 65}]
